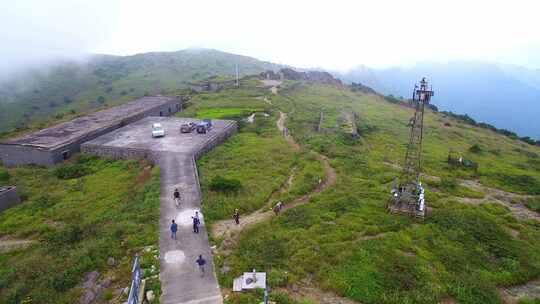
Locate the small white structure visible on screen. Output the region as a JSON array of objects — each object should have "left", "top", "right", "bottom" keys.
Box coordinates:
[{"left": 233, "top": 269, "right": 266, "bottom": 292}]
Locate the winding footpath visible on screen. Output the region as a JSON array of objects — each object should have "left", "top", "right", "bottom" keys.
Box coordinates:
[{"left": 212, "top": 111, "right": 337, "bottom": 250}]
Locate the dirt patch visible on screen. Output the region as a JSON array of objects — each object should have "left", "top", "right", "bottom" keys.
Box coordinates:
[
  {"left": 135, "top": 165, "right": 152, "bottom": 187},
  {"left": 280, "top": 283, "right": 360, "bottom": 304},
  {"left": 382, "top": 162, "right": 539, "bottom": 221},
  {"left": 500, "top": 279, "right": 540, "bottom": 303},
  {"left": 456, "top": 180, "right": 539, "bottom": 221},
  {"left": 0, "top": 237, "right": 36, "bottom": 253},
  {"left": 260, "top": 79, "right": 281, "bottom": 95}
]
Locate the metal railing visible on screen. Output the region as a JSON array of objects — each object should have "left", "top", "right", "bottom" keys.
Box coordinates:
[{"left": 127, "top": 256, "right": 142, "bottom": 304}]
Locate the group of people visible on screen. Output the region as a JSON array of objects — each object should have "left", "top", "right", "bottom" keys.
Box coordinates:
[
  {"left": 169, "top": 188, "right": 206, "bottom": 276},
  {"left": 168, "top": 188, "right": 285, "bottom": 276}
]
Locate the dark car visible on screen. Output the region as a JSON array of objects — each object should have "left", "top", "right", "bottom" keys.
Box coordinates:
[{"left": 180, "top": 122, "right": 196, "bottom": 133}]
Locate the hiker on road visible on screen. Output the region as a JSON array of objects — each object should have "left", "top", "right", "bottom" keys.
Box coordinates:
[
  {"left": 233, "top": 209, "right": 240, "bottom": 225},
  {"left": 173, "top": 188, "right": 181, "bottom": 207},
  {"left": 192, "top": 213, "right": 200, "bottom": 233},
  {"left": 170, "top": 220, "right": 178, "bottom": 240},
  {"left": 273, "top": 201, "right": 283, "bottom": 215},
  {"left": 196, "top": 255, "right": 206, "bottom": 276}
]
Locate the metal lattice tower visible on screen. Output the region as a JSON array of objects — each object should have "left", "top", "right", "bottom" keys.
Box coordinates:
[
  {"left": 401, "top": 77, "right": 433, "bottom": 185},
  {"left": 388, "top": 77, "right": 434, "bottom": 218}
]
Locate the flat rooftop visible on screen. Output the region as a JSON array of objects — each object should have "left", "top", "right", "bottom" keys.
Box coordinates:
[
  {"left": 82, "top": 117, "right": 236, "bottom": 154},
  {"left": 1, "top": 96, "right": 179, "bottom": 150}
]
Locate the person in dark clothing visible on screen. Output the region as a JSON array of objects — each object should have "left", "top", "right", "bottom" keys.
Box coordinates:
[
  {"left": 170, "top": 219, "right": 178, "bottom": 240},
  {"left": 192, "top": 216, "right": 200, "bottom": 233},
  {"left": 173, "top": 188, "right": 181, "bottom": 207},
  {"left": 196, "top": 255, "right": 206, "bottom": 276},
  {"left": 233, "top": 209, "right": 240, "bottom": 225}
]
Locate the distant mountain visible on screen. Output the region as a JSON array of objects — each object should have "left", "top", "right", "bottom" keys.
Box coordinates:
[
  {"left": 0, "top": 48, "right": 281, "bottom": 133},
  {"left": 338, "top": 62, "right": 540, "bottom": 139}
]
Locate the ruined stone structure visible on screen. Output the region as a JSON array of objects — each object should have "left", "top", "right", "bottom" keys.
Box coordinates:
[
  {"left": 189, "top": 79, "right": 238, "bottom": 93},
  {"left": 0, "top": 186, "right": 20, "bottom": 213},
  {"left": 260, "top": 68, "right": 343, "bottom": 86},
  {"left": 0, "top": 96, "right": 184, "bottom": 167}
]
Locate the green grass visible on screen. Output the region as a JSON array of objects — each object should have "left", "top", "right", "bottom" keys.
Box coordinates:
[
  {"left": 194, "top": 107, "right": 263, "bottom": 120},
  {"left": 0, "top": 155, "right": 160, "bottom": 303},
  {"left": 210, "top": 81, "right": 540, "bottom": 304}
]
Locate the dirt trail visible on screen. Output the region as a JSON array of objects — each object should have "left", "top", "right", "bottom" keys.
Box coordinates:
[
  {"left": 260, "top": 79, "right": 281, "bottom": 95},
  {"left": 455, "top": 180, "right": 539, "bottom": 221},
  {"left": 0, "top": 238, "right": 36, "bottom": 253},
  {"left": 212, "top": 111, "right": 336, "bottom": 250},
  {"left": 383, "top": 162, "right": 539, "bottom": 221},
  {"left": 500, "top": 279, "right": 540, "bottom": 303}
]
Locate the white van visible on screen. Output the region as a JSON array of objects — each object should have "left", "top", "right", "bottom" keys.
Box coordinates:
[{"left": 152, "top": 123, "right": 165, "bottom": 138}]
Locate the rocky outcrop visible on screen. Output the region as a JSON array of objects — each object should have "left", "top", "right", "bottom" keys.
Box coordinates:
[
  {"left": 260, "top": 68, "right": 343, "bottom": 86},
  {"left": 79, "top": 271, "right": 114, "bottom": 304}
]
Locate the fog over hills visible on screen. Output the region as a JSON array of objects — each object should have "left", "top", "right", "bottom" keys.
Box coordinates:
[
  {"left": 338, "top": 62, "right": 540, "bottom": 139},
  {"left": 0, "top": 49, "right": 281, "bottom": 134}
]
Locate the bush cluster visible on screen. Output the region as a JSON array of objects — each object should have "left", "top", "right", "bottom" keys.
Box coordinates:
[{"left": 209, "top": 176, "right": 242, "bottom": 193}]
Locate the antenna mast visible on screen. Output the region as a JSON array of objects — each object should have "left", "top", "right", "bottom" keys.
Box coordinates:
[{"left": 388, "top": 77, "right": 434, "bottom": 218}]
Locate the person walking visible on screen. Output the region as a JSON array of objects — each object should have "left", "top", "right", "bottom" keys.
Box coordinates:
[
  {"left": 273, "top": 201, "right": 283, "bottom": 215},
  {"left": 173, "top": 188, "right": 181, "bottom": 207},
  {"left": 170, "top": 219, "right": 178, "bottom": 240},
  {"left": 192, "top": 214, "right": 200, "bottom": 233},
  {"left": 233, "top": 209, "right": 240, "bottom": 225},
  {"left": 196, "top": 255, "right": 206, "bottom": 276}
]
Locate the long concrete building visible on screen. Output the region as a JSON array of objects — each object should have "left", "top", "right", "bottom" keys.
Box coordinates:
[{"left": 0, "top": 96, "right": 183, "bottom": 167}]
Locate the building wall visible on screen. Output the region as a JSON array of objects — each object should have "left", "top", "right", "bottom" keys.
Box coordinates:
[
  {"left": 0, "top": 145, "right": 56, "bottom": 167},
  {"left": 0, "top": 98, "right": 182, "bottom": 167},
  {"left": 0, "top": 186, "right": 21, "bottom": 213}
]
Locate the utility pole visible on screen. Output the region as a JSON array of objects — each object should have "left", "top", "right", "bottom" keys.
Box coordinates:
[
  {"left": 388, "top": 77, "right": 434, "bottom": 218},
  {"left": 235, "top": 64, "right": 239, "bottom": 88}
]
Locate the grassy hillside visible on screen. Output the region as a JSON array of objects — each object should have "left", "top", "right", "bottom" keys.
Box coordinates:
[
  {"left": 0, "top": 49, "right": 281, "bottom": 135},
  {"left": 0, "top": 156, "right": 161, "bottom": 303},
  {"left": 192, "top": 80, "right": 540, "bottom": 303}
]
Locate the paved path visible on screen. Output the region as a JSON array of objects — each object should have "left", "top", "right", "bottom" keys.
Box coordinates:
[{"left": 158, "top": 152, "right": 222, "bottom": 304}]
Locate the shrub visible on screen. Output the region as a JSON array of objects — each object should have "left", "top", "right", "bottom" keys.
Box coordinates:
[
  {"left": 525, "top": 199, "right": 540, "bottom": 213},
  {"left": 53, "top": 164, "right": 91, "bottom": 179},
  {"left": 469, "top": 144, "right": 483, "bottom": 154},
  {"left": 0, "top": 169, "right": 10, "bottom": 183},
  {"left": 96, "top": 96, "right": 106, "bottom": 104},
  {"left": 209, "top": 176, "right": 242, "bottom": 193}
]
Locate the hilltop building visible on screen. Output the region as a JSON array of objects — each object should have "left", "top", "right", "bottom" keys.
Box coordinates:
[{"left": 0, "top": 96, "right": 184, "bottom": 167}]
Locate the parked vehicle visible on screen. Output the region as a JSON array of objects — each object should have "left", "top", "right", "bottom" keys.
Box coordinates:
[
  {"left": 196, "top": 119, "right": 212, "bottom": 134},
  {"left": 152, "top": 123, "right": 165, "bottom": 138},
  {"left": 180, "top": 122, "right": 196, "bottom": 133}
]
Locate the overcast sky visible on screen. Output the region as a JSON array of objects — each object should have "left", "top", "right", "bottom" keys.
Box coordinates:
[{"left": 1, "top": 0, "right": 540, "bottom": 73}]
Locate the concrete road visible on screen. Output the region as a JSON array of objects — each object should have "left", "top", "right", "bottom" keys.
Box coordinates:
[{"left": 158, "top": 152, "right": 222, "bottom": 304}]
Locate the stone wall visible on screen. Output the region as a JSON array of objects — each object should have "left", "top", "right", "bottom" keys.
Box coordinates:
[
  {"left": 0, "top": 186, "right": 21, "bottom": 213},
  {"left": 81, "top": 145, "right": 159, "bottom": 164}
]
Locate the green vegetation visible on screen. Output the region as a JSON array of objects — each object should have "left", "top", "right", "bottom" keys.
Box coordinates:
[
  {"left": 210, "top": 176, "right": 242, "bottom": 193},
  {"left": 203, "top": 81, "right": 540, "bottom": 303},
  {"left": 196, "top": 86, "right": 324, "bottom": 223},
  {"left": 0, "top": 155, "right": 160, "bottom": 303},
  {"left": 525, "top": 198, "right": 540, "bottom": 213},
  {"left": 0, "top": 49, "right": 280, "bottom": 136}
]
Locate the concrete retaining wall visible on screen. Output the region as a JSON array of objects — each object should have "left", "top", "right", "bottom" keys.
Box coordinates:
[
  {"left": 81, "top": 145, "right": 159, "bottom": 163},
  {"left": 193, "top": 121, "right": 238, "bottom": 160},
  {"left": 0, "top": 186, "right": 21, "bottom": 213}
]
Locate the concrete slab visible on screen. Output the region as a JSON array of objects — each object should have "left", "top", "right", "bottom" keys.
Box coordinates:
[
  {"left": 83, "top": 116, "right": 235, "bottom": 155},
  {"left": 82, "top": 116, "right": 237, "bottom": 304}
]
